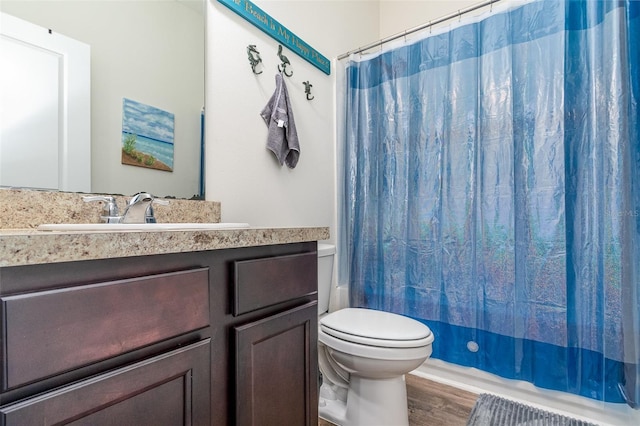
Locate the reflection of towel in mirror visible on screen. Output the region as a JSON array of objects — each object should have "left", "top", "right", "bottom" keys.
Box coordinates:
[{"left": 260, "top": 73, "right": 300, "bottom": 168}]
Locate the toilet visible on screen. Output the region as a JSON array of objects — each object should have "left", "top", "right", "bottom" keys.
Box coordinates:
[{"left": 317, "top": 244, "right": 434, "bottom": 426}]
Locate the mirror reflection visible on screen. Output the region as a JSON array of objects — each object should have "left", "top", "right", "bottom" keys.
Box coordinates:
[{"left": 0, "top": 0, "right": 205, "bottom": 199}]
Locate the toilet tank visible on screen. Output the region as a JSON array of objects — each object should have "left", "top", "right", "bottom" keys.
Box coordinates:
[{"left": 317, "top": 243, "right": 336, "bottom": 315}]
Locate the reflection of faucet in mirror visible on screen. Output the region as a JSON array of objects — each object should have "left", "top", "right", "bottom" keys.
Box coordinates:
[
  {"left": 83, "top": 193, "right": 170, "bottom": 224},
  {"left": 83, "top": 195, "right": 120, "bottom": 223}
]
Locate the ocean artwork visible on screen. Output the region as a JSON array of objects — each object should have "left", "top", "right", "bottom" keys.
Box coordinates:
[{"left": 121, "top": 98, "right": 174, "bottom": 172}]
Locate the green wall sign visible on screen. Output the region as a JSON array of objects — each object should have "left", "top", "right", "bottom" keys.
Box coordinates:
[{"left": 218, "top": 0, "right": 331, "bottom": 75}]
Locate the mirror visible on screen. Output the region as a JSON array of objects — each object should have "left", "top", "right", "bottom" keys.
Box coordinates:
[{"left": 0, "top": 0, "right": 205, "bottom": 199}]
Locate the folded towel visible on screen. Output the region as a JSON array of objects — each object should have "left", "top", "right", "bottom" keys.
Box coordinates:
[{"left": 260, "top": 73, "right": 300, "bottom": 168}]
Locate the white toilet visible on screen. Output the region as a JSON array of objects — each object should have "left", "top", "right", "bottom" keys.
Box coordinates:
[{"left": 317, "top": 244, "right": 434, "bottom": 426}]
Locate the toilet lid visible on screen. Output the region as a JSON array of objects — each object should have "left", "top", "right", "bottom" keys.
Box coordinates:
[{"left": 320, "top": 308, "right": 433, "bottom": 348}]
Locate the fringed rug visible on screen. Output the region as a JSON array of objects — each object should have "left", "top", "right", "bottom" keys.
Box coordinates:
[{"left": 467, "top": 394, "right": 599, "bottom": 426}]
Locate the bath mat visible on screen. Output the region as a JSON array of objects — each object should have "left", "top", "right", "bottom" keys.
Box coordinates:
[{"left": 466, "top": 393, "right": 599, "bottom": 426}]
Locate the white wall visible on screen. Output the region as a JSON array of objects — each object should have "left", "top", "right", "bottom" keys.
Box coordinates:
[
  {"left": 205, "top": 0, "right": 379, "bottom": 235},
  {"left": 379, "top": 0, "right": 480, "bottom": 39}
]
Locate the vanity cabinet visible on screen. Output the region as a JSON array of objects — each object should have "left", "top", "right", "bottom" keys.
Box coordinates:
[
  {"left": 234, "top": 302, "right": 317, "bottom": 426},
  {"left": 0, "top": 242, "right": 319, "bottom": 426},
  {"left": 232, "top": 253, "right": 318, "bottom": 426},
  {"left": 0, "top": 340, "right": 211, "bottom": 425}
]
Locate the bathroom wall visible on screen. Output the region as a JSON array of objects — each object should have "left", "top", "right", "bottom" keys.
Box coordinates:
[
  {"left": 205, "top": 0, "right": 379, "bottom": 235},
  {"left": 379, "top": 0, "right": 479, "bottom": 39}
]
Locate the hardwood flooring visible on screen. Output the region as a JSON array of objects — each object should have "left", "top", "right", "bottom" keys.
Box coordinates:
[{"left": 318, "top": 373, "right": 478, "bottom": 426}]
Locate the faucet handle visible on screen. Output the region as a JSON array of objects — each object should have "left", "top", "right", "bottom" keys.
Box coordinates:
[
  {"left": 145, "top": 198, "right": 170, "bottom": 223},
  {"left": 83, "top": 195, "right": 120, "bottom": 223}
]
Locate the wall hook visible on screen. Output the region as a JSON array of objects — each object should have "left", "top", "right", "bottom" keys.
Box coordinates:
[
  {"left": 277, "top": 44, "right": 293, "bottom": 77},
  {"left": 303, "top": 81, "right": 314, "bottom": 100},
  {"left": 247, "top": 45, "right": 263, "bottom": 74}
]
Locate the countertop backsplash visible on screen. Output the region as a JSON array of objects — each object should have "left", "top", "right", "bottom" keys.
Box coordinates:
[{"left": 0, "top": 188, "right": 221, "bottom": 229}]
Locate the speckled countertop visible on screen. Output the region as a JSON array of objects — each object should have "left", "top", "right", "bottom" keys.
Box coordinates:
[
  {"left": 0, "top": 227, "right": 330, "bottom": 267},
  {"left": 0, "top": 189, "right": 330, "bottom": 267}
]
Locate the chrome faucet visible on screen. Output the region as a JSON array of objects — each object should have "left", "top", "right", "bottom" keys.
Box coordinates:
[
  {"left": 120, "top": 192, "right": 154, "bottom": 223},
  {"left": 83, "top": 192, "right": 169, "bottom": 224},
  {"left": 82, "top": 195, "right": 120, "bottom": 223}
]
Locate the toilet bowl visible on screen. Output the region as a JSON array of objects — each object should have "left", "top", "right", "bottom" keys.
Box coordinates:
[{"left": 317, "top": 244, "right": 434, "bottom": 426}]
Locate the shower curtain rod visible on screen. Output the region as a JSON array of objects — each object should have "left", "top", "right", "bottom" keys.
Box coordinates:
[{"left": 337, "top": 0, "right": 501, "bottom": 60}]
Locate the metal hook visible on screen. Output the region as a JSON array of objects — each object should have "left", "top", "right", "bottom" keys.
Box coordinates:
[
  {"left": 277, "top": 44, "right": 293, "bottom": 77},
  {"left": 303, "top": 81, "right": 314, "bottom": 100},
  {"left": 458, "top": 10, "right": 461, "bottom": 21},
  {"left": 279, "top": 63, "right": 293, "bottom": 77},
  {"left": 247, "top": 45, "right": 262, "bottom": 74}
]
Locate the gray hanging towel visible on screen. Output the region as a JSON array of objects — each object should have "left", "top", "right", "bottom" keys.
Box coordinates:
[{"left": 260, "top": 73, "right": 300, "bottom": 168}]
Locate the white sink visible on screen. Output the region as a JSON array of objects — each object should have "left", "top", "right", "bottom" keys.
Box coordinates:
[{"left": 37, "top": 223, "right": 251, "bottom": 232}]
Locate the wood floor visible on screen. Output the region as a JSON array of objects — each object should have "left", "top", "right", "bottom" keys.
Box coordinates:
[{"left": 318, "top": 373, "right": 478, "bottom": 426}]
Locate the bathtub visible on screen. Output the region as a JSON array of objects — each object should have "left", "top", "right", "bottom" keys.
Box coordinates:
[{"left": 413, "top": 358, "right": 640, "bottom": 426}]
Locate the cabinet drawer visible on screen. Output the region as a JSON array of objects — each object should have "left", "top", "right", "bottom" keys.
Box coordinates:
[
  {"left": 1, "top": 268, "right": 209, "bottom": 390},
  {"left": 0, "top": 339, "right": 211, "bottom": 425},
  {"left": 233, "top": 252, "right": 317, "bottom": 316}
]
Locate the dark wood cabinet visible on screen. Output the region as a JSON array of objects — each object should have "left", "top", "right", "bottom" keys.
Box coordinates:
[
  {"left": 0, "top": 339, "right": 210, "bottom": 425},
  {"left": 234, "top": 302, "right": 318, "bottom": 426},
  {"left": 0, "top": 242, "right": 318, "bottom": 426},
  {"left": 1, "top": 268, "right": 209, "bottom": 390},
  {"left": 231, "top": 252, "right": 319, "bottom": 426}
]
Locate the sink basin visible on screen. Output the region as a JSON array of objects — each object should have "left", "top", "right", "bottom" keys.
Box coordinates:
[{"left": 37, "top": 223, "right": 251, "bottom": 232}]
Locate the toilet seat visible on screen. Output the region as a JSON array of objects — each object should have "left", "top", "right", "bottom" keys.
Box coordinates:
[
  {"left": 320, "top": 308, "right": 433, "bottom": 348},
  {"left": 319, "top": 327, "right": 432, "bottom": 361}
]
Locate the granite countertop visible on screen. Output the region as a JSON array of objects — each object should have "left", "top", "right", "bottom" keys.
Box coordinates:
[
  {"left": 0, "top": 226, "right": 330, "bottom": 267},
  {"left": 0, "top": 188, "right": 330, "bottom": 267}
]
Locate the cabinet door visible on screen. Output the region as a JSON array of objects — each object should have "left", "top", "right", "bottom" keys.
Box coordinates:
[
  {"left": 234, "top": 302, "right": 318, "bottom": 426},
  {"left": 0, "top": 339, "right": 210, "bottom": 426}
]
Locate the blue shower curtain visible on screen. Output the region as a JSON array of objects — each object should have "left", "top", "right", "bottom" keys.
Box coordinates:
[{"left": 339, "top": 0, "right": 640, "bottom": 405}]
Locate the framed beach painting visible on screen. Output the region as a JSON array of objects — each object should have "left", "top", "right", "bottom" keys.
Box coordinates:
[{"left": 121, "top": 98, "right": 174, "bottom": 172}]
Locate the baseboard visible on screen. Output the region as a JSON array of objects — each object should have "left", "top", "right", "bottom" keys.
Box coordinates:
[{"left": 412, "top": 358, "right": 640, "bottom": 426}]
